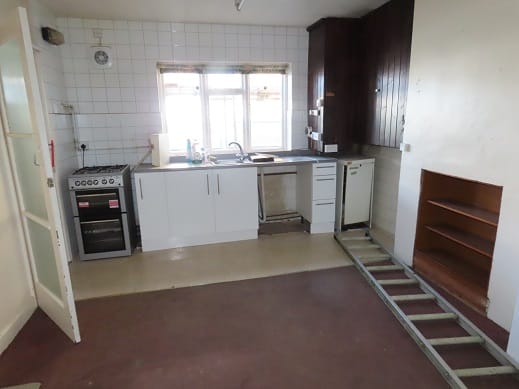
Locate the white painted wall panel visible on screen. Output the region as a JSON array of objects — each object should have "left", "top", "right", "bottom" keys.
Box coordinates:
[{"left": 394, "top": 0, "right": 519, "bottom": 330}]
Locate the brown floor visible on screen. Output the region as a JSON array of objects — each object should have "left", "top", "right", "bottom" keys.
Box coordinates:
[
  {"left": 1, "top": 267, "right": 517, "bottom": 389},
  {"left": 1, "top": 267, "right": 449, "bottom": 389}
]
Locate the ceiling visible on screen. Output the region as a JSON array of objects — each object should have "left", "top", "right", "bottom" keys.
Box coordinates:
[{"left": 40, "top": 0, "right": 389, "bottom": 27}]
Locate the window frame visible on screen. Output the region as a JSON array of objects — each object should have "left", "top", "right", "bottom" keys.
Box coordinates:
[{"left": 158, "top": 64, "right": 289, "bottom": 154}]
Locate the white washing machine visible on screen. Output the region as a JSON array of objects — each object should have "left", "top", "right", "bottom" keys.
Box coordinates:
[{"left": 335, "top": 157, "right": 375, "bottom": 231}]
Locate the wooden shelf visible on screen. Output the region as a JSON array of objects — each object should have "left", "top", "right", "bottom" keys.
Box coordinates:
[
  {"left": 425, "top": 224, "right": 495, "bottom": 258},
  {"left": 427, "top": 199, "right": 499, "bottom": 227},
  {"left": 414, "top": 249, "right": 489, "bottom": 312}
]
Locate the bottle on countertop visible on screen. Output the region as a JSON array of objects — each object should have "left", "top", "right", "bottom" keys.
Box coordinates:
[
  {"left": 186, "top": 138, "right": 193, "bottom": 162},
  {"left": 191, "top": 140, "right": 204, "bottom": 164}
]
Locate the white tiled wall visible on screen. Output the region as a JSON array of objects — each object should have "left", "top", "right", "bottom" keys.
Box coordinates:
[{"left": 56, "top": 17, "right": 309, "bottom": 166}]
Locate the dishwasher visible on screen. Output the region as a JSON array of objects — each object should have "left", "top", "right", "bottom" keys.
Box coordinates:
[{"left": 335, "top": 157, "right": 375, "bottom": 231}]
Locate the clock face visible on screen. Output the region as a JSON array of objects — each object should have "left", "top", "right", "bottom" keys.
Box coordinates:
[{"left": 94, "top": 50, "right": 109, "bottom": 65}]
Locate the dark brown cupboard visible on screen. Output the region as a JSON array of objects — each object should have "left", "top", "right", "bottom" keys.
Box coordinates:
[{"left": 306, "top": 0, "right": 414, "bottom": 152}]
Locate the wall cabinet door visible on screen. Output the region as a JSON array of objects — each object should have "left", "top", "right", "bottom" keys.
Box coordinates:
[
  {"left": 166, "top": 170, "right": 215, "bottom": 238},
  {"left": 135, "top": 172, "right": 169, "bottom": 251},
  {"left": 214, "top": 167, "right": 258, "bottom": 233}
]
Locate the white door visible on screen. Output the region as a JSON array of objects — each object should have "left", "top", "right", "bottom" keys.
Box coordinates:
[
  {"left": 166, "top": 169, "right": 215, "bottom": 238},
  {"left": 214, "top": 167, "right": 258, "bottom": 233},
  {"left": 135, "top": 172, "right": 170, "bottom": 251},
  {"left": 343, "top": 162, "right": 374, "bottom": 225},
  {"left": 0, "top": 7, "right": 80, "bottom": 342}
]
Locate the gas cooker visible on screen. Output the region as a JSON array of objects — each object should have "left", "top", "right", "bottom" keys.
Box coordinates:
[{"left": 68, "top": 164, "right": 130, "bottom": 190}]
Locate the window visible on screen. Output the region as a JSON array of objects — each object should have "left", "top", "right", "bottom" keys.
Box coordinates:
[{"left": 159, "top": 64, "right": 289, "bottom": 153}]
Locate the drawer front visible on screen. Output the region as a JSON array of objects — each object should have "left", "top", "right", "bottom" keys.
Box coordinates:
[
  {"left": 313, "top": 163, "right": 336, "bottom": 176},
  {"left": 312, "top": 176, "right": 336, "bottom": 200},
  {"left": 311, "top": 200, "right": 336, "bottom": 223}
]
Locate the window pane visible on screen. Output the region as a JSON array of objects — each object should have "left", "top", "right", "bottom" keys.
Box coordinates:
[
  {"left": 249, "top": 74, "right": 283, "bottom": 149},
  {"left": 209, "top": 94, "right": 244, "bottom": 150},
  {"left": 163, "top": 73, "right": 203, "bottom": 150},
  {"left": 207, "top": 73, "right": 242, "bottom": 89}
]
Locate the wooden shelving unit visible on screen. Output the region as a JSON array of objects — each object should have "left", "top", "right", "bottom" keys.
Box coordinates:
[
  {"left": 427, "top": 200, "right": 499, "bottom": 227},
  {"left": 413, "top": 170, "right": 502, "bottom": 313}
]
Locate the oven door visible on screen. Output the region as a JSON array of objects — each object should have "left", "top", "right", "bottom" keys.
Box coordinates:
[
  {"left": 72, "top": 188, "right": 125, "bottom": 218},
  {"left": 77, "top": 216, "right": 127, "bottom": 255}
]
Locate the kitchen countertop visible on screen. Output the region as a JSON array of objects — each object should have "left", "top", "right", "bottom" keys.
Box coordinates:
[{"left": 133, "top": 155, "right": 340, "bottom": 173}]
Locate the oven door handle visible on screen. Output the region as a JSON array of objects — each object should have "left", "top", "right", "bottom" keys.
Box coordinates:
[
  {"left": 76, "top": 193, "right": 118, "bottom": 198},
  {"left": 80, "top": 219, "right": 120, "bottom": 224}
]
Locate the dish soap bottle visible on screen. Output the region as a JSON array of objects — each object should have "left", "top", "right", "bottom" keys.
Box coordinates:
[{"left": 186, "top": 139, "right": 193, "bottom": 162}]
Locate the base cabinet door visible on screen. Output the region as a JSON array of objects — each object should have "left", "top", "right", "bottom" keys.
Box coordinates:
[
  {"left": 135, "top": 172, "right": 169, "bottom": 251},
  {"left": 166, "top": 170, "right": 215, "bottom": 238},
  {"left": 213, "top": 167, "right": 258, "bottom": 233}
]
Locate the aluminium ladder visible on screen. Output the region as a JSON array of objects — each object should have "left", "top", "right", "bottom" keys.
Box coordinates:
[{"left": 335, "top": 230, "right": 519, "bottom": 389}]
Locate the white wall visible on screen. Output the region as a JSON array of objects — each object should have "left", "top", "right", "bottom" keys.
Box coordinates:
[
  {"left": 394, "top": 0, "right": 519, "bottom": 330},
  {"left": 361, "top": 145, "right": 401, "bottom": 236},
  {"left": 56, "top": 17, "right": 309, "bottom": 166}
]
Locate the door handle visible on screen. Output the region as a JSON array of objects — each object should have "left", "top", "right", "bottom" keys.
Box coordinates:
[
  {"left": 139, "top": 178, "right": 143, "bottom": 200},
  {"left": 206, "top": 174, "right": 210, "bottom": 195},
  {"left": 217, "top": 174, "right": 220, "bottom": 195}
]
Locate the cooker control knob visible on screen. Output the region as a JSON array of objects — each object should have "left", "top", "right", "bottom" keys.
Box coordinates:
[
  {"left": 87, "top": 180, "right": 92, "bottom": 185},
  {"left": 93, "top": 180, "right": 98, "bottom": 185},
  {"left": 75, "top": 180, "right": 81, "bottom": 186},
  {"left": 102, "top": 179, "right": 107, "bottom": 184},
  {"left": 81, "top": 180, "right": 86, "bottom": 185},
  {"left": 109, "top": 178, "right": 114, "bottom": 184}
]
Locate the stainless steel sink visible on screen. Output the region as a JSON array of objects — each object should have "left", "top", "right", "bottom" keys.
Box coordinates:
[{"left": 212, "top": 159, "right": 253, "bottom": 166}]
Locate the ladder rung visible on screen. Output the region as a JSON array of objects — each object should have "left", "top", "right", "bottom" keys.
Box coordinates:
[
  {"left": 359, "top": 258, "right": 392, "bottom": 265},
  {"left": 346, "top": 244, "right": 380, "bottom": 250},
  {"left": 454, "top": 366, "right": 517, "bottom": 378},
  {"left": 358, "top": 254, "right": 391, "bottom": 260},
  {"left": 392, "top": 294, "right": 435, "bottom": 302},
  {"left": 408, "top": 313, "right": 458, "bottom": 322},
  {"left": 341, "top": 236, "right": 370, "bottom": 241},
  {"left": 365, "top": 265, "right": 402, "bottom": 272},
  {"left": 429, "top": 336, "right": 483, "bottom": 346},
  {"left": 379, "top": 279, "right": 419, "bottom": 286}
]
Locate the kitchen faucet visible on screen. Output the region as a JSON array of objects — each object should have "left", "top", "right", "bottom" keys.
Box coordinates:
[{"left": 228, "top": 142, "right": 248, "bottom": 162}]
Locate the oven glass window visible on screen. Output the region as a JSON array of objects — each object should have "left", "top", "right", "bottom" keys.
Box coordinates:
[{"left": 80, "top": 217, "right": 125, "bottom": 254}]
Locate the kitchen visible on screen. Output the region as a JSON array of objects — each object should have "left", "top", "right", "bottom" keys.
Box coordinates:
[{"left": 1, "top": 1, "right": 517, "bottom": 386}]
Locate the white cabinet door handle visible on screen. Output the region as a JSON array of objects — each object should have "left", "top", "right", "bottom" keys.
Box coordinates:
[
  {"left": 316, "top": 178, "right": 335, "bottom": 181},
  {"left": 217, "top": 174, "right": 220, "bottom": 195},
  {"left": 139, "top": 178, "right": 143, "bottom": 200},
  {"left": 316, "top": 202, "right": 334, "bottom": 206},
  {"left": 206, "top": 174, "right": 210, "bottom": 195}
]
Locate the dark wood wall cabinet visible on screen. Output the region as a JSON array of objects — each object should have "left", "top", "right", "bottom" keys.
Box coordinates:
[
  {"left": 413, "top": 170, "right": 503, "bottom": 313},
  {"left": 306, "top": 0, "right": 414, "bottom": 153}
]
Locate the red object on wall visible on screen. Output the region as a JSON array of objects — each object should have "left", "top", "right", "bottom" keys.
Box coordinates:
[{"left": 49, "top": 139, "right": 55, "bottom": 168}]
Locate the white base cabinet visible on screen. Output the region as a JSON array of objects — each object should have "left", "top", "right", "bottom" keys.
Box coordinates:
[
  {"left": 296, "top": 162, "right": 337, "bottom": 233},
  {"left": 135, "top": 167, "right": 258, "bottom": 252}
]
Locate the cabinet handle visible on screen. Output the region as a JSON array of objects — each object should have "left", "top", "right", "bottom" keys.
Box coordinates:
[
  {"left": 217, "top": 174, "right": 220, "bottom": 195},
  {"left": 316, "top": 165, "right": 333, "bottom": 169},
  {"left": 316, "top": 178, "right": 335, "bottom": 181},
  {"left": 316, "top": 202, "right": 334, "bottom": 206},
  {"left": 206, "top": 174, "right": 210, "bottom": 195},
  {"left": 139, "top": 178, "right": 143, "bottom": 200},
  {"left": 375, "top": 88, "right": 381, "bottom": 93}
]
